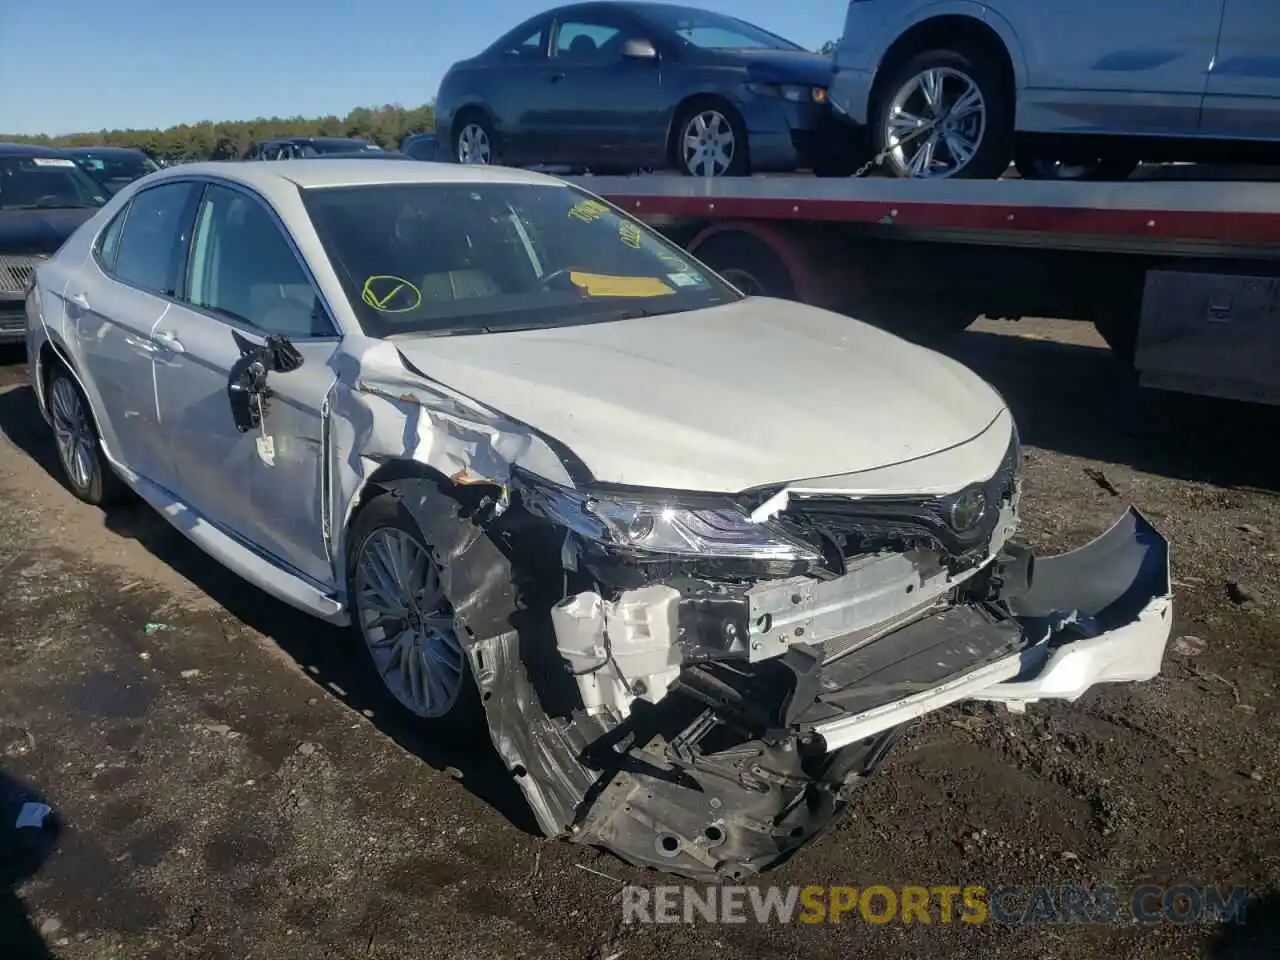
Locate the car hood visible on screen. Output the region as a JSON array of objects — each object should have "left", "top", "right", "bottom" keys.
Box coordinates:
[
  {"left": 717, "top": 48, "right": 834, "bottom": 86},
  {"left": 392, "top": 298, "right": 1007, "bottom": 494},
  {"left": 0, "top": 207, "right": 98, "bottom": 256}
]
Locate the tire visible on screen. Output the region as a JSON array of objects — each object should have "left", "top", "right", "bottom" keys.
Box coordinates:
[
  {"left": 671, "top": 99, "right": 750, "bottom": 177},
  {"left": 453, "top": 112, "right": 495, "bottom": 166},
  {"left": 346, "top": 492, "right": 484, "bottom": 733},
  {"left": 871, "top": 47, "right": 1013, "bottom": 179},
  {"left": 45, "top": 364, "right": 127, "bottom": 507},
  {"left": 691, "top": 232, "right": 796, "bottom": 299},
  {"left": 1014, "top": 152, "right": 1139, "bottom": 182}
]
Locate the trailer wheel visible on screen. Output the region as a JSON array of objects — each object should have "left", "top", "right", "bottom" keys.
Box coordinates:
[
  {"left": 691, "top": 231, "right": 796, "bottom": 299},
  {"left": 871, "top": 47, "right": 1013, "bottom": 179}
]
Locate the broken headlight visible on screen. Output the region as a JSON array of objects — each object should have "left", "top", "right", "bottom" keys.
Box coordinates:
[{"left": 526, "top": 483, "right": 820, "bottom": 561}]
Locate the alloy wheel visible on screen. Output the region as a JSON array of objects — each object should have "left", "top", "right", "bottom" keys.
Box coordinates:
[
  {"left": 50, "top": 377, "right": 95, "bottom": 492},
  {"left": 885, "top": 67, "right": 986, "bottom": 178},
  {"left": 682, "top": 110, "right": 736, "bottom": 177},
  {"left": 354, "top": 527, "right": 466, "bottom": 719},
  {"left": 456, "top": 123, "right": 491, "bottom": 165}
]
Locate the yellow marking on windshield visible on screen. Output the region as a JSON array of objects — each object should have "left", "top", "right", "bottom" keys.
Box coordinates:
[
  {"left": 362, "top": 274, "right": 422, "bottom": 313},
  {"left": 569, "top": 272, "right": 674, "bottom": 297},
  {"left": 618, "top": 221, "right": 642, "bottom": 249},
  {"left": 568, "top": 199, "right": 609, "bottom": 223}
]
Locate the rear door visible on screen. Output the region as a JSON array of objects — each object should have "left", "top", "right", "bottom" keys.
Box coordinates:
[
  {"left": 68, "top": 180, "right": 202, "bottom": 490},
  {"left": 1200, "top": 0, "right": 1280, "bottom": 139},
  {"left": 1000, "top": 0, "right": 1224, "bottom": 135},
  {"left": 152, "top": 180, "right": 339, "bottom": 588}
]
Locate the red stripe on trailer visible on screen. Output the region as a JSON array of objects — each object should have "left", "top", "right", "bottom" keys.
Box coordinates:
[{"left": 596, "top": 192, "right": 1280, "bottom": 244}]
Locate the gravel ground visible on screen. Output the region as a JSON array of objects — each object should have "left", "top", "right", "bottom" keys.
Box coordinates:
[{"left": 0, "top": 318, "right": 1277, "bottom": 960}]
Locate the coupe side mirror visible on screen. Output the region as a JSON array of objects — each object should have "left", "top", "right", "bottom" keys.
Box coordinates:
[{"left": 623, "top": 38, "right": 658, "bottom": 60}]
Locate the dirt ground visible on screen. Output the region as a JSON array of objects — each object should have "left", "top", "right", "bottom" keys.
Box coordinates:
[{"left": 0, "top": 318, "right": 1277, "bottom": 960}]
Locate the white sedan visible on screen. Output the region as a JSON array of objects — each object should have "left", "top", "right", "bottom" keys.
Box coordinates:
[{"left": 24, "top": 159, "right": 1172, "bottom": 879}]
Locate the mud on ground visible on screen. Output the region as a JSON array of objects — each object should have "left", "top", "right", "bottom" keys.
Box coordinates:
[{"left": 0, "top": 319, "right": 1277, "bottom": 959}]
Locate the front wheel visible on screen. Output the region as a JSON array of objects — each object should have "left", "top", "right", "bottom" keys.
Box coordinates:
[
  {"left": 347, "top": 493, "right": 483, "bottom": 730},
  {"left": 871, "top": 47, "right": 1013, "bottom": 179},
  {"left": 673, "top": 101, "right": 750, "bottom": 177}
]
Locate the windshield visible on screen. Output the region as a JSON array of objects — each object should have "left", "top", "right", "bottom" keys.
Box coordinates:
[
  {"left": 640, "top": 6, "right": 801, "bottom": 51},
  {"left": 0, "top": 156, "right": 107, "bottom": 209},
  {"left": 70, "top": 151, "right": 158, "bottom": 183},
  {"left": 302, "top": 181, "right": 739, "bottom": 338}
]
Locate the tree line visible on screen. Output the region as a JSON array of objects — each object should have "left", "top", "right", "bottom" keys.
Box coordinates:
[{"left": 2, "top": 103, "right": 435, "bottom": 163}]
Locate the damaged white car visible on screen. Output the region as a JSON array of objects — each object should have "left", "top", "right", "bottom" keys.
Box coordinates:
[{"left": 25, "top": 160, "right": 1173, "bottom": 879}]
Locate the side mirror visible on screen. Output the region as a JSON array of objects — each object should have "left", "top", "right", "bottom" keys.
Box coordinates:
[
  {"left": 227, "top": 331, "right": 304, "bottom": 433},
  {"left": 623, "top": 38, "right": 658, "bottom": 60}
]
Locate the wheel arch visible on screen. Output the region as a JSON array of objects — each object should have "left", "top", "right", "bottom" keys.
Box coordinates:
[
  {"left": 870, "top": 11, "right": 1023, "bottom": 121},
  {"left": 450, "top": 102, "right": 501, "bottom": 150},
  {"left": 37, "top": 335, "right": 91, "bottom": 425}
]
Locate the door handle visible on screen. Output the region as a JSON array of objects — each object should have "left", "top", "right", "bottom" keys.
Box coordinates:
[
  {"left": 549, "top": 72, "right": 565, "bottom": 82},
  {"left": 123, "top": 334, "right": 158, "bottom": 354},
  {"left": 153, "top": 329, "right": 185, "bottom": 353},
  {"left": 69, "top": 292, "right": 90, "bottom": 310}
]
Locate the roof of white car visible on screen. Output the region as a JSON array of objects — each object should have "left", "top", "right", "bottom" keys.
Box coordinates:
[{"left": 156, "top": 159, "right": 565, "bottom": 190}]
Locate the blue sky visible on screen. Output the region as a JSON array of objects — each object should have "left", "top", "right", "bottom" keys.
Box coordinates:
[{"left": 1, "top": 0, "right": 848, "bottom": 136}]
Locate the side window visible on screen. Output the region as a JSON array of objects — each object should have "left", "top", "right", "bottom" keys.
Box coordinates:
[
  {"left": 500, "top": 21, "right": 548, "bottom": 59},
  {"left": 112, "top": 182, "right": 201, "bottom": 296},
  {"left": 94, "top": 206, "right": 130, "bottom": 272},
  {"left": 186, "top": 184, "right": 329, "bottom": 337},
  {"left": 554, "top": 20, "right": 624, "bottom": 60}
]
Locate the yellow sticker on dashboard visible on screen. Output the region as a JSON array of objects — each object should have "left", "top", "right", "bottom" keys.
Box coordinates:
[
  {"left": 568, "top": 272, "right": 674, "bottom": 297},
  {"left": 568, "top": 199, "right": 608, "bottom": 223},
  {"left": 362, "top": 275, "right": 422, "bottom": 313},
  {"left": 618, "top": 221, "right": 642, "bottom": 248}
]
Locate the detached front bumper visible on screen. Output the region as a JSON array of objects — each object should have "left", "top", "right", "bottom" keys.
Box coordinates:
[
  {"left": 811, "top": 508, "right": 1171, "bottom": 751},
  {"left": 396, "top": 478, "right": 1171, "bottom": 882}
]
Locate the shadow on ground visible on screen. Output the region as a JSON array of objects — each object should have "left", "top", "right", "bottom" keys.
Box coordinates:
[
  {"left": 1206, "top": 888, "right": 1280, "bottom": 959},
  {"left": 0, "top": 377, "right": 538, "bottom": 837},
  {"left": 0, "top": 770, "right": 59, "bottom": 960},
  {"left": 943, "top": 328, "right": 1279, "bottom": 492}
]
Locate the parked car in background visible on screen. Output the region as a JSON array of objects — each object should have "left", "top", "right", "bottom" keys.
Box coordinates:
[
  {"left": 436, "top": 1, "right": 859, "bottom": 177},
  {"left": 61, "top": 146, "right": 160, "bottom": 194},
  {"left": 304, "top": 150, "right": 416, "bottom": 161},
  {"left": 244, "top": 137, "right": 382, "bottom": 160},
  {"left": 0, "top": 143, "right": 106, "bottom": 343},
  {"left": 24, "top": 158, "right": 1171, "bottom": 880},
  {"left": 829, "top": 0, "right": 1279, "bottom": 180},
  {"left": 400, "top": 133, "right": 443, "bottom": 160}
]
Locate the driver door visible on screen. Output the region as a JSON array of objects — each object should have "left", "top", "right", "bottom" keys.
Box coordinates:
[
  {"left": 152, "top": 181, "right": 340, "bottom": 588},
  {"left": 541, "top": 13, "right": 669, "bottom": 168}
]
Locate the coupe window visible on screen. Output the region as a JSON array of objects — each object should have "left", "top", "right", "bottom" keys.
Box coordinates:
[
  {"left": 0, "top": 157, "right": 106, "bottom": 210},
  {"left": 641, "top": 6, "right": 800, "bottom": 51},
  {"left": 302, "top": 181, "right": 739, "bottom": 338}
]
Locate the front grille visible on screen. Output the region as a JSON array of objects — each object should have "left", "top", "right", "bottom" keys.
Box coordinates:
[
  {"left": 778, "top": 431, "right": 1022, "bottom": 571},
  {"left": 0, "top": 254, "right": 43, "bottom": 295}
]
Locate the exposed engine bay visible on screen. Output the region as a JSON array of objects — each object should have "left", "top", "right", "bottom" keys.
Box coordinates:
[{"left": 379, "top": 431, "right": 1172, "bottom": 881}]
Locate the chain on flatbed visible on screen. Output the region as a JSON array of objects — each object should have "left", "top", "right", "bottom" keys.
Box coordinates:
[{"left": 851, "top": 120, "right": 933, "bottom": 178}]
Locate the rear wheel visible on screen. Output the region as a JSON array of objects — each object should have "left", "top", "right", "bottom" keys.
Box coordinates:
[
  {"left": 347, "top": 492, "right": 483, "bottom": 731},
  {"left": 454, "top": 113, "right": 494, "bottom": 165},
  {"left": 872, "top": 47, "right": 1013, "bottom": 179},
  {"left": 672, "top": 100, "right": 750, "bottom": 177},
  {"left": 46, "top": 365, "right": 126, "bottom": 506}
]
